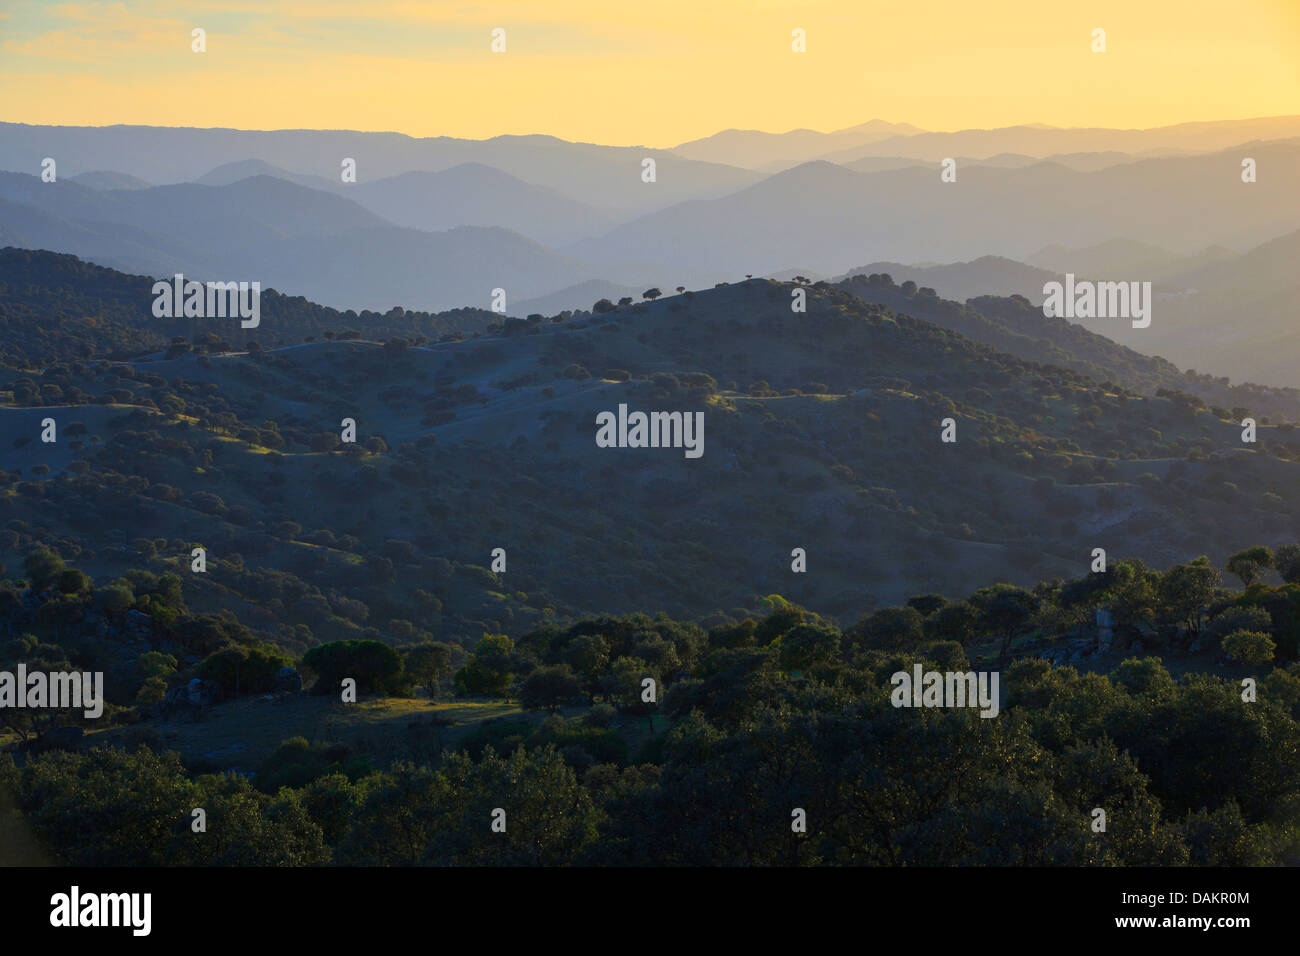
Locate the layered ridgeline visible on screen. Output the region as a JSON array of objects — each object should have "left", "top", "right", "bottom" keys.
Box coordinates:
[
  {"left": 6, "top": 136, "right": 1300, "bottom": 326},
  {"left": 0, "top": 172, "right": 612, "bottom": 313},
  {"left": 834, "top": 270, "right": 1300, "bottom": 420},
  {"left": 0, "top": 248, "right": 500, "bottom": 363},
  {"left": 4, "top": 250, "right": 1300, "bottom": 638},
  {"left": 836, "top": 233, "right": 1300, "bottom": 393}
]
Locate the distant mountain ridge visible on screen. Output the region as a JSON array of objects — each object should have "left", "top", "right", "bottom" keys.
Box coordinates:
[
  {"left": 68, "top": 170, "right": 153, "bottom": 190},
  {"left": 191, "top": 160, "right": 617, "bottom": 246},
  {"left": 0, "top": 122, "right": 761, "bottom": 217},
  {"left": 672, "top": 119, "right": 926, "bottom": 169},
  {"left": 565, "top": 141, "right": 1300, "bottom": 275},
  {"left": 810, "top": 116, "right": 1300, "bottom": 164},
  {"left": 0, "top": 172, "right": 615, "bottom": 312}
]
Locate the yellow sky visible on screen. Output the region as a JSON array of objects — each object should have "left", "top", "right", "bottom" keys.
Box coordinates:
[{"left": 2, "top": 0, "right": 1298, "bottom": 146}]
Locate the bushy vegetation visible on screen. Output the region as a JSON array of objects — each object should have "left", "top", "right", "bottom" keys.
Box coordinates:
[
  {"left": 3, "top": 545, "right": 1300, "bottom": 865},
  {"left": 4, "top": 255, "right": 1300, "bottom": 866}
]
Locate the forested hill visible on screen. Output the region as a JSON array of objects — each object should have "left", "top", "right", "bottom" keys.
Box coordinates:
[
  {"left": 0, "top": 247, "right": 499, "bottom": 365},
  {"left": 3, "top": 250, "right": 1300, "bottom": 870},
  {"left": 4, "top": 255, "right": 1300, "bottom": 631},
  {"left": 836, "top": 271, "right": 1300, "bottom": 421}
]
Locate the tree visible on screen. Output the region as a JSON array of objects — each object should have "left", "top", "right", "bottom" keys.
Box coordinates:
[
  {"left": 970, "top": 584, "right": 1039, "bottom": 666},
  {"left": 197, "top": 642, "right": 293, "bottom": 697},
  {"left": 642, "top": 288, "right": 662, "bottom": 301},
  {"left": 776, "top": 623, "right": 840, "bottom": 671},
  {"left": 520, "top": 665, "right": 581, "bottom": 713},
  {"left": 1102, "top": 558, "right": 1159, "bottom": 635},
  {"left": 562, "top": 634, "right": 610, "bottom": 701},
  {"left": 0, "top": 634, "right": 71, "bottom": 742},
  {"left": 7, "top": 747, "right": 328, "bottom": 866},
  {"left": 1221, "top": 630, "right": 1275, "bottom": 667},
  {"left": 454, "top": 634, "right": 515, "bottom": 699},
  {"left": 1205, "top": 605, "right": 1272, "bottom": 647},
  {"left": 22, "top": 549, "right": 65, "bottom": 593},
  {"left": 339, "top": 747, "right": 598, "bottom": 866},
  {"left": 604, "top": 656, "right": 659, "bottom": 732},
  {"left": 1226, "top": 546, "right": 1273, "bottom": 587},
  {"left": 1157, "top": 557, "right": 1221, "bottom": 641},
  {"left": 403, "top": 642, "right": 453, "bottom": 697},
  {"left": 53, "top": 569, "right": 91, "bottom": 595},
  {"left": 926, "top": 600, "right": 979, "bottom": 647},
  {"left": 1273, "top": 544, "right": 1300, "bottom": 584},
  {"left": 907, "top": 594, "right": 948, "bottom": 617},
  {"left": 300, "top": 640, "right": 403, "bottom": 695},
  {"left": 854, "top": 606, "right": 924, "bottom": 652}
]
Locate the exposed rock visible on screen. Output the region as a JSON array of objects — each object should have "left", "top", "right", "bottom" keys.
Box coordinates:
[{"left": 159, "top": 678, "right": 220, "bottom": 717}]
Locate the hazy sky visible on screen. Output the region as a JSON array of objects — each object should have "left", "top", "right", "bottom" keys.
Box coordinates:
[{"left": 2, "top": 0, "right": 1298, "bottom": 146}]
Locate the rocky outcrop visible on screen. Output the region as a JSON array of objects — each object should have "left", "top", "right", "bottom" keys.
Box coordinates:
[{"left": 159, "top": 678, "right": 220, "bottom": 717}]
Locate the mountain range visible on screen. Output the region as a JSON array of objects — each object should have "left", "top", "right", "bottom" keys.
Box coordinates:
[{"left": 2, "top": 119, "right": 1298, "bottom": 385}]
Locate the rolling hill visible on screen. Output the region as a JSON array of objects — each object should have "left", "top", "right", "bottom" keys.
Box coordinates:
[{"left": 6, "top": 251, "right": 1300, "bottom": 632}]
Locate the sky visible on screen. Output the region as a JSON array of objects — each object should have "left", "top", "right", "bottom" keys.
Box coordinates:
[{"left": 1, "top": 0, "right": 1298, "bottom": 147}]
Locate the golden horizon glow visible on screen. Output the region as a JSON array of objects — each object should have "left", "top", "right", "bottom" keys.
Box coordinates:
[{"left": 1, "top": 0, "right": 1297, "bottom": 148}]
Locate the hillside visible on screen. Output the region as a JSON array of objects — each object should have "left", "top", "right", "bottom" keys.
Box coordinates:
[
  {"left": 6, "top": 253, "right": 1300, "bottom": 639},
  {"left": 0, "top": 247, "right": 502, "bottom": 364},
  {"left": 838, "top": 256, "right": 1058, "bottom": 303},
  {"left": 1053, "top": 228, "right": 1300, "bottom": 388},
  {"left": 3, "top": 259, "right": 1300, "bottom": 873},
  {"left": 834, "top": 271, "right": 1300, "bottom": 419}
]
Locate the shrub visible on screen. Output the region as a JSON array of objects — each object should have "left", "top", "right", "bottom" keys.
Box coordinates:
[
  {"left": 1221, "top": 630, "right": 1275, "bottom": 667},
  {"left": 196, "top": 642, "right": 293, "bottom": 697},
  {"left": 301, "top": 640, "right": 404, "bottom": 695}
]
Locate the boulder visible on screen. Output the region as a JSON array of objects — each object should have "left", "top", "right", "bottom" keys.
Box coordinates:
[{"left": 160, "top": 678, "right": 221, "bottom": 716}]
